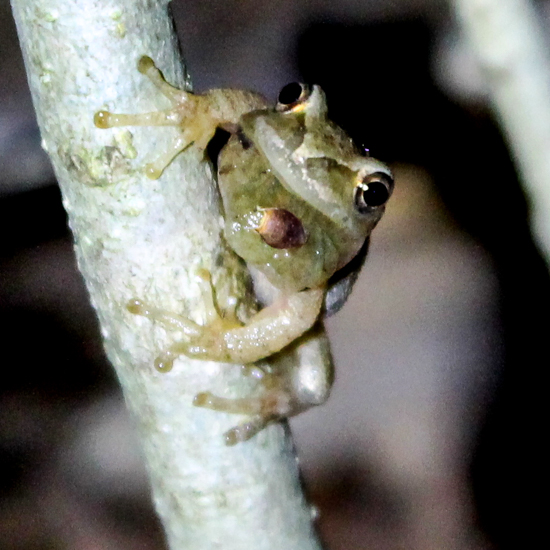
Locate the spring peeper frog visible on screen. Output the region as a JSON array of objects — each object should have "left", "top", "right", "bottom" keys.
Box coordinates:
[{"left": 94, "top": 57, "right": 393, "bottom": 444}]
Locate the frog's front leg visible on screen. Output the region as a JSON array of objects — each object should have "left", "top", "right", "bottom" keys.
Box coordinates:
[
  {"left": 194, "top": 324, "right": 333, "bottom": 445},
  {"left": 94, "top": 56, "right": 200, "bottom": 179},
  {"left": 128, "top": 285, "right": 325, "bottom": 369},
  {"left": 94, "top": 56, "right": 267, "bottom": 179}
]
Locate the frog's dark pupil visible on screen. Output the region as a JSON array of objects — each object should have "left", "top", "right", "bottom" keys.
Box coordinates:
[
  {"left": 278, "top": 82, "right": 303, "bottom": 105},
  {"left": 362, "top": 181, "right": 389, "bottom": 207}
]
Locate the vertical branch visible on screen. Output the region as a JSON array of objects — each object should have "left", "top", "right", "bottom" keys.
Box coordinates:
[
  {"left": 453, "top": 0, "right": 550, "bottom": 262},
  {"left": 10, "top": 0, "right": 322, "bottom": 549}
]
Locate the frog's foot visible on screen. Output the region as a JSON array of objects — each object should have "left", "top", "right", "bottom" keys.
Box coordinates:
[
  {"left": 94, "top": 56, "right": 217, "bottom": 179},
  {"left": 192, "top": 324, "right": 334, "bottom": 445},
  {"left": 193, "top": 388, "right": 293, "bottom": 445},
  {"left": 94, "top": 56, "right": 268, "bottom": 178},
  {"left": 126, "top": 298, "right": 204, "bottom": 372},
  {"left": 94, "top": 106, "right": 199, "bottom": 179},
  {"left": 126, "top": 294, "right": 236, "bottom": 373}
]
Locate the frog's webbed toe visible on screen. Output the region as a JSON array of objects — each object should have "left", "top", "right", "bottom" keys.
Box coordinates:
[
  {"left": 137, "top": 55, "right": 188, "bottom": 105},
  {"left": 223, "top": 418, "right": 268, "bottom": 446},
  {"left": 94, "top": 107, "right": 184, "bottom": 129},
  {"left": 193, "top": 386, "right": 292, "bottom": 446}
]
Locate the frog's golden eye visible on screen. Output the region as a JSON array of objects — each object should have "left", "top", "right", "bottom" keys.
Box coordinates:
[
  {"left": 354, "top": 172, "right": 394, "bottom": 213},
  {"left": 276, "top": 83, "right": 312, "bottom": 112}
]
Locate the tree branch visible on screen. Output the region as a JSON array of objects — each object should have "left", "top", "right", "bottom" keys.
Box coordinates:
[
  {"left": 453, "top": 0, "right": 550, "bottom": 262},
  {"left": 10, "top": 0, "right": 322, "bottom": 548}
]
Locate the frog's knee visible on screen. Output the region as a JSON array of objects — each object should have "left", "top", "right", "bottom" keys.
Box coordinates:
[{"left": 291, "top": 363, "right": 332, "bottom": 408}]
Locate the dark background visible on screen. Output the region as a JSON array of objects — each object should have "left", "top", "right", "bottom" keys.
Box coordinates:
[{"left": 1, "top": 1, "right": 546, "bottom": 548}]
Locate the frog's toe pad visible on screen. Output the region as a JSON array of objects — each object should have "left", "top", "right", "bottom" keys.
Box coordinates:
[
  {"left": 193, "top": 391, "right": 214, "bottom": 408},
  {"left": 224, "top": 417, "right": 267, "bottom": 446}
]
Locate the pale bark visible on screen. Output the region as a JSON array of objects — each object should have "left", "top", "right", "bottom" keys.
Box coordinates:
[
  {"left": 453, "top": 0, "right": 550, "bottom": 262},
  {"left": 10, "top": 1, "right": 322, "bottom": 548}
]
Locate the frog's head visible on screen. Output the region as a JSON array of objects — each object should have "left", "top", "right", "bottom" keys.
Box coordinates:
[{"left": 240, "top": 82, "right": 394, "bottom": 272}]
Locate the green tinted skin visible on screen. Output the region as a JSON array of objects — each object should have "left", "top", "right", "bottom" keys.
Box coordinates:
[
  {"left": 219, "top": 86, "right": 392, "bottom": 294},
  {"left": 94, "top": 58, "right": 393, "bottom": 444}
]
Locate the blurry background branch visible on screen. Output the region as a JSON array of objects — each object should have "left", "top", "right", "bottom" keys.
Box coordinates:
[
  {"left": 453, "top": 0, "right": 550, "bottom": 263},
  {"left": 2, "top": 1, "right": 547, "bottom": 549}
]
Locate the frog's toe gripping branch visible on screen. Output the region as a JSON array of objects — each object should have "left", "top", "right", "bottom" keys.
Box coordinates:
[
  {"left": 94, "top": 108, "right": 184, "bottom": 129},
  {"left": 192, "top": 323, "right": 333, "bottom": 445},
  {"left": 143, "top": 135, "right": 190, "bottom": 179},
  {"left": 137, "top": 55, "right": 188, "bottom": 105},
  {"left": 193, "top": 388, "right": 291, "bottom": 446},
  {"left": 223, "top": 419, "right": 268, "bottom": 446}
]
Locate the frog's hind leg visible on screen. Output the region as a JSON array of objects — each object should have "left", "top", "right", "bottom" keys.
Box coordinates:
[
  {"left": 193, "top": 390, "right": 286, "bottom": 446},
  {"left": 193, "top": 323, "right": 333, "bottom": 445}
]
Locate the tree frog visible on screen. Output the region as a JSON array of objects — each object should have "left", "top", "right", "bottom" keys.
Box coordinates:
[{"left": 94, "top": 57, "right": 393, "bottom": 444}]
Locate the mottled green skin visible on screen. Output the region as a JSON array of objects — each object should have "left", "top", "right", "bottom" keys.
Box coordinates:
[
  {"left": 219, "top": 136, "right": 353, "bottom": 292},
  {"left": 218, "top": 91, "right": 391, "bottom": 294}
]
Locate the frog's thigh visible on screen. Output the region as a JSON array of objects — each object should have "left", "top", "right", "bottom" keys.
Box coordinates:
[{"left": 290, "top": 322, "right": 334, "bottom": 407}]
